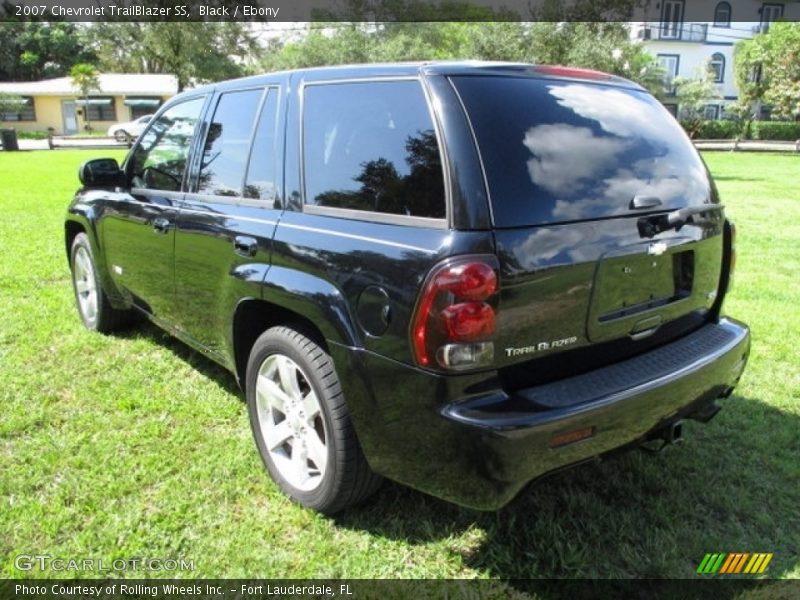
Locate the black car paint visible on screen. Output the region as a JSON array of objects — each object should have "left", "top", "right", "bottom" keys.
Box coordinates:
[{"left": 66, "top": 63, "right": 750, "bottom": 509}]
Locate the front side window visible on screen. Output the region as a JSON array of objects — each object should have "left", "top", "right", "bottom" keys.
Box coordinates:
[
  {"left": 197, "top": 89, "right": 263, "bottom": 197},
  {"left": 130, "top": 97, "right": 205, "bottom": 192},
  {"left": 302, "top": 80, "right": 445, "bottom": 219}
]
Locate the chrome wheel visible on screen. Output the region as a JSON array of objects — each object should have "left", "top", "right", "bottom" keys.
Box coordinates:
[
  {"left": 255, "top": 353, "right": 328, "bottom": 492},
  {"left": 73, "top": 245, "right": 98, "bottom": 324}
]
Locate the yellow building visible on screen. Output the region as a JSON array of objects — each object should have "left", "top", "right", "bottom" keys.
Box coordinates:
[{"left": 0, "top": 73, "right": 178, "bottom": 135}]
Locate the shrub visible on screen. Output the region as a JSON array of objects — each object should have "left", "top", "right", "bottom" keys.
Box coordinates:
[
  {"left": 693, "top": 120, "right": 739, "bottom": 139},
  {"left": 16, "top": 131, "right": 50, "bottom": 140},
  {"left": 750, "top": 121, "right": 800, "bottom": 141}
]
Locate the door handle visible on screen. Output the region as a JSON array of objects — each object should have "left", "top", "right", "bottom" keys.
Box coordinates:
[
  {"left": 233, "top": 235, "right": 258, "bottom": 258},
  {"left": 152, "top": 217, "right": 171, "bottom": 234}
]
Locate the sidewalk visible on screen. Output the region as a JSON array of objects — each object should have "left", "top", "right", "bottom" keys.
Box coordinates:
[{"left": 694, "top": 139, "right": 800, "bottom": 152}]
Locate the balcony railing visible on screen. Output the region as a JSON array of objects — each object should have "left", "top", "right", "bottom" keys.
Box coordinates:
[{"left": 657, "top": 22, "right": 708, "bottom": 42}]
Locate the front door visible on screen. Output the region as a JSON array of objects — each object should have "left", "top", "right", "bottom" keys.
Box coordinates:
[
  {"left": 101, "top": 96, "right": 206, "bottom": 324},
  {"left": 62, "top": 101, "right": 78, "bottom": 134}
]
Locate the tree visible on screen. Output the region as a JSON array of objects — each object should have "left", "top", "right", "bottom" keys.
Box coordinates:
[
  {"left": 673, "top": 68, "right": 721, "bottom": 138},
  {"left": 91, "top": 23, "right": 260, "bottom": 91},
  {"left": 260, "top": 6, "right": 661, "bottom": 94},
  {"left": 70, "top": 63, "right": 100, "bottom": 132},
  {"left": 0, "top": 22, "right": 96, "bottom": 81},
  {"left": 735, "top": 22, "right": 800, "bottom": 120}
]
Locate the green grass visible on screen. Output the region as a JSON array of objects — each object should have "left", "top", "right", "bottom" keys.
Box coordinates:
[{"left": 0, "top": 150, "right": 798, "bottom": 586}]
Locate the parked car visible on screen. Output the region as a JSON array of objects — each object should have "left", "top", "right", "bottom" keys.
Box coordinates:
[
  {"left": 106, "top": 114, "right": 154, "bottom": 143},
  {"left": 66, "top": 62, "right": 750, "bottom": 513}
]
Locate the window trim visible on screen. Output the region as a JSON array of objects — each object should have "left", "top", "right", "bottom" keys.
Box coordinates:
[
  {"left": 713, "top": 1, "right": 731, "bottom": 27},
  {"left": 704, "top": 104, "right": 720, "bottom": 120},
  {"left": 710, "top": 52, "right": 726, "bottom": 83},
  {"left": 298, "top": 76, "right": 448, "bottom": 228}
]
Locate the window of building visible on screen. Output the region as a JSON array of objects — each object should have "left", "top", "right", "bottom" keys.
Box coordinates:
[
  {"left": 704, "top": 105, "right": 720, "bottom": 120},
  {"left": 124, "top": 97, "right": 162, "bottom": 120},
  {"left": 660, "top": 0, "right": 685, "bottom": 39},
  {"left": 663, "top": 104, "right": 679, "bottom": 117},
  {"left": 302, "top": 80, "right": 445, "bottom": 220},
  {"left": 713, "top": 2, "right": 731, "bottom": 27},
  {"left": 197, "top": 89, "right": 264, "bottom": 197},
  {"left": 760, "top": 3, "right": 784, "bottom": 32},
  {"left": 77, "top": 97, "right": 117, "bottom": 122},
  {"left": 0, "top": 96, "right": 35, "bottom": 121},
  {"left": 710, "top": 53, "right": 725, "bottom": 83},
  {"left": 657, "top": 54, "right": 680, "bottom": 95},
  {"left": 244, "top": 88, "right": 280, "bottom": 202},
  {"left": 130, "top": 97, "right": 205, "bottom": 192}
]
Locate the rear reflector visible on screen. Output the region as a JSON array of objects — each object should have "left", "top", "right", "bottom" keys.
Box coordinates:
[{"left": 549, "top": 427, "right": 595, "bottom": 449}]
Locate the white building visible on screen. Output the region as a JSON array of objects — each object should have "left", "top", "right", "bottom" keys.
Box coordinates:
[{"left": 631, "top": 0, "right": 800, "bottom": 119}]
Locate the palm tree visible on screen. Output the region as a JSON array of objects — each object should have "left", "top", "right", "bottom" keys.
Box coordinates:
[{"left": 70, "top": 63, "right": 100, "bottom": 132}]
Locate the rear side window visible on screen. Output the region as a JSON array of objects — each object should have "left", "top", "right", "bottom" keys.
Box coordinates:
[
  {"left": 452, "top": 76, "right": 711, "bottom": 228},
  {"left": 302, "top": 80, "right": 445, "bottom": 220},
  {"left": 197, "top": 88, "right": 263, "bottom": 197},
  {"left": 244, "top": 88, "right": 280, "bottom": 202}
]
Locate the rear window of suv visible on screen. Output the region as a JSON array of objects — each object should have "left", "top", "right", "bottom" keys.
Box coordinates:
[{"left": 451, "top": 76, "right": 711, "bottom": 228}]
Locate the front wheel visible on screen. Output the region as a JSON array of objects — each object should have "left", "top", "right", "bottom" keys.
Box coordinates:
[
  {"left": 70, "top": 233, "right": 131, "bottom": 332},
  {"left": 246, "top": 326, "right": 382, "bottom": 513},
  {"left": 113, "top": 130, "right": 130, "bottom": 143}
]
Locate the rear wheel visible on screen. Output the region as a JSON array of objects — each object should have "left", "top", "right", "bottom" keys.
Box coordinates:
[
  {"left": 70, "top": 233, "right": 131, "bottom": 332},
  {"left": 246, "top": 326, "right": 381, "bottom": 513},
  {"left": 113, "top": 130, "right": 130, "bottom": 143}
]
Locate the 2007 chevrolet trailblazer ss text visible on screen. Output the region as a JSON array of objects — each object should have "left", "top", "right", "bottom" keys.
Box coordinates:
[{"left": 65, "top": 62, "right": 750, "bottom": 513}]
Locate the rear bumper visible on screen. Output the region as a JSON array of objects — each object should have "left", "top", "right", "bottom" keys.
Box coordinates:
[{"left": 334, "top": 318, "right": 750, "bottom": 510}]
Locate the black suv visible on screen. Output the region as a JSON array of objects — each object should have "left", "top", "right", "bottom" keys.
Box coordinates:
[{"left": 66, "top": 62, "right": 750, "bottom": 513}]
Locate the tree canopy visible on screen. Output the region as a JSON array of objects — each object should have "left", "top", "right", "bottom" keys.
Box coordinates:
[
  {"left": 0, "top": 21, "right": 96, "bottom": 81},
  {"left": 735, "top": 22, "right": 800, "bottom": 119}
]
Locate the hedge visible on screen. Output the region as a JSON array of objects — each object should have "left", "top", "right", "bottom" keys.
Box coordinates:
[
  {"left": 680, "top": 120, "right": 800, "bottom": 141},
  {"left": 749, "top": 121, "right": 800, "bottom": 141}
]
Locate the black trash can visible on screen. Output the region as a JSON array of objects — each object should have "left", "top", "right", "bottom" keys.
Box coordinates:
[{"left": 1, "top": 128, "right": 19, "bottom": 151}]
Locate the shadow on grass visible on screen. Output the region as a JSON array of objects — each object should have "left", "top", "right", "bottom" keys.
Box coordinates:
[
  {"left": 333, "top": 393, "right": 798, "bottom": 596},
  {"left": 115, "top": 319, "right": 243, "bottom": 398}
]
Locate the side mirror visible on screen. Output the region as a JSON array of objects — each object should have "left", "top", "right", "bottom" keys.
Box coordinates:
[{"left": 79, "top": 158, "right": 125, "bottom": 188}]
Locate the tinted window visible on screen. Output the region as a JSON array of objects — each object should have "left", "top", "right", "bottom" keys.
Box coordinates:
[
  {"left": 244, "top": 88, "right": 279, "bottom": 202},
  {"left": 303, "top": 80, "right": 445, "bottom": 219},
  {"left": 130, "top": 97, "right": 205, "bottom": 192},
  {"left": 452, "top": 77, "right": 711, "bottom": 228},
  {"left": 198, "top": 89, "right": 263, "bottom": 197}
]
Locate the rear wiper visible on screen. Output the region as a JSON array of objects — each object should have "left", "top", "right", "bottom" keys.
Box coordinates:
[{"left": 637, "top": 205, "right": 724, "bottom": 238}]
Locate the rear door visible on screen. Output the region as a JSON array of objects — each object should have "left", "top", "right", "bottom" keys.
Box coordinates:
[
  {"left": 450, "top": 75, "right": 724, "bottom": 381},
  {"left": 103, "top": 96, "right": 206, "bottom": 321},
  {"left": 173, "top": 85, "right": 282, "bottom": 359}
]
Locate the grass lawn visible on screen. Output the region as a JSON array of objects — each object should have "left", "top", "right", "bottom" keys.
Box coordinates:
[{"left": 0, "top": 150, "right": 798, "bottom": 586}]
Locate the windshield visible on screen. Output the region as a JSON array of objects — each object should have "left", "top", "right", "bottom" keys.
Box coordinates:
[{"left": 451, "top": 76, "right": 712, "bottom": 228}]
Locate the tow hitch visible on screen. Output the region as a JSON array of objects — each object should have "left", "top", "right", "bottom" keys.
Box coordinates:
[{"left": 641, "top": 420, "right": 684, "bottom": 454}]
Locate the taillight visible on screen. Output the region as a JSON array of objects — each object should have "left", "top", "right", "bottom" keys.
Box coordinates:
[{"left": 411, "top": 256, "right": 499, "bottom": 371}]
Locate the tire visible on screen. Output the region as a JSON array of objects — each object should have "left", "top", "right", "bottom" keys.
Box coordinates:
[
  {"left": 69, "top": 232, "right": 131, "bottom": 333},
  {"left": 113, "top": 130, "right": 130, "bottom": 143},
  {"left": 246, "top": 326, "right": 382, "bottom": 514}
]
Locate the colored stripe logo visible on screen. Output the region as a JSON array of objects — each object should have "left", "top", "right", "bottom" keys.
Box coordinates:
[{"left": 697, "top": 553, "right": 773, "bottom": 574}]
